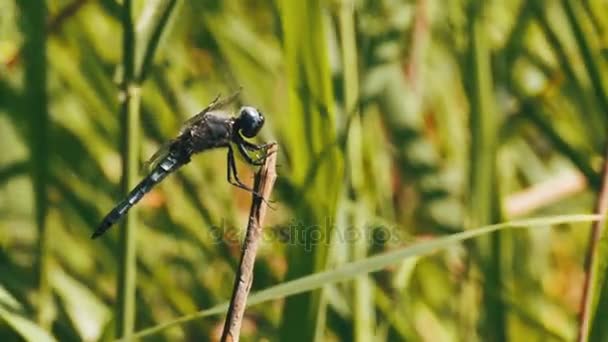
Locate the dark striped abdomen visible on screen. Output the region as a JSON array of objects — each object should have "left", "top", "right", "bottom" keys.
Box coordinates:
[{"left": 91, "top": 152, "right": 183, "bottom": 239}]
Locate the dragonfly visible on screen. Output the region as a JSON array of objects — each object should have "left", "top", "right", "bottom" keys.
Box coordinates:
[{"left": 91, "top": 92, "right": 271, "bottom": 239}]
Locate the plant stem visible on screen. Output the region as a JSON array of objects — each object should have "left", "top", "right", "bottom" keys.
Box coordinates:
[
  {"left": 113, "top": 1, "right": 180, "bottom": 338},
  {"left": 338, "top": 1, "right": 374, "bottom": 341},
  {"left": 562, "top": 0, "right": 608, "bottom": 116},
  {"left": 16, "top": 0, "right": 51, "bottom": 328},
  {"left": 278, "top": 0, "right": 342, "bottom": 340},
  {"left": 221, "top": 144, "right": 278, "bottom": 341},
  {"left": 464, "top": 1, "right": 505, "bottom": 340},
  {"left": 577, "top": 145, "right": 608, "bottom": 342},
  {"left": 115, "top": 0, "right": 139, "bottom": 338}
]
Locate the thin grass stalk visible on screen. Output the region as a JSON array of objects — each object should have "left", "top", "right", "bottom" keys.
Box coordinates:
[
  {"left": 16, "top": 0, "right": 51, "bottom": 328},
  {"left": 115, "top": 0, "right": 139, "bottom": 338},
  {"left": 126, "top": 214, "right": 601, "bottom": 340},
  {"left": 558, "top": 1, "right": 608, "bottom": 340},
  {"left": 278, "top": 0, "right": 342, "bottom": 340},
  {"left": 113, "top": 1, "right": 180, "bottom": 338},
  {"left": 115, "top": 89, "right": 141, "bottom": 339},
  {"left": 561, "top": 0, "right": 608, "bottom": 116},
  {"left": 502, "top": 0, "right": 539, "bottom": 70},
  {"left": 375, "top": 285, "right": 414, "bottom": 340},
  {"left": 590, "top": 270, "right": 608, "bottom": 341},
  {"left": 579, "top": 1, "right": 606, "bottom": 39},
  {"left": 531, "top": 1, "right": 605, "bottom": 148},
  {"left": 464, "top": 1, "right": 505, "bottom": 340},
  {"left": 0, "top": 161, "right": 29, "bottom": 182},
  {"left": 134, "top": 0, "right": 179, "bottom": 83},
  {"left": 578, "top": 145, "right": 608, "bottom": 342},
  {"left": 522, "top": 100, "right": 600, "bottom": 188},
  {"left": 338, "top": 1, "right": 373, "bottom": 341}
]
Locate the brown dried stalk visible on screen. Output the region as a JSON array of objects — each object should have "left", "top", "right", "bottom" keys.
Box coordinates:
[
  {"left": 577, "top": 145, "right": 608, "bottom": 342},
  {"left": 221, "top": 143, "right": 278, "bottom": 342}
]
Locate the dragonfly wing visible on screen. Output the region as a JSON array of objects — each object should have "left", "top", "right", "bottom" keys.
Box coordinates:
[
  {"left": 179, "top": 90, "right": 242, "bottom": 134},
  {"left": 142, "top": 140, "right": 174, "bottom": 173},
  {"left": 207, "top": 88, "right": 242, "bottom": 111}
]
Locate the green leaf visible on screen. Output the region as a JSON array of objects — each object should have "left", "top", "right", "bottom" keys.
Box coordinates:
[
  {"left": 51, "top": 269, "right": 111, "bottom": 341},
  {"left": 276, "top": 0, "right": 343, "bottom": 340},
  {"left": 127, "top": 214, "right": 600, "bottom": 340},
  {"left": 134, "top": 0, "right": 181, "bottom": 81},
  {"left": 0, "top": 286, "right": 56, "bottom": 342}
]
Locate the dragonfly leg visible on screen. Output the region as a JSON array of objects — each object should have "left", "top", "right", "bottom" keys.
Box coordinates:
[
  {"left": 247, "top": 142, "right": 277, "bottom": 163},
  {"left": 241, "top": 140, "right": 272, "bottom": 151},
  {"left": 227, "top": 146, "right": 248, "bottom": 189},
  {"left": 228, "top": 146, "right": 259, "bottom": 193},
  {"left": 237, "top": 142, "right": 267, "bottom": 166},
  {"left": 227, "top": 147, "right": 273, "bottom": 206}
]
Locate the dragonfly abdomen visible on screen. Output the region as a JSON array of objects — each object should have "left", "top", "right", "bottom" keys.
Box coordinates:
[{"left": 91, "top": 153, "right": 184, "bottom": 239}]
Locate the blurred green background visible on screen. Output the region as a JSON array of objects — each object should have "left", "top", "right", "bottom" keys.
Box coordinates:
[{"left": 2, "top": 0, "right": 608, "bottom": 341}]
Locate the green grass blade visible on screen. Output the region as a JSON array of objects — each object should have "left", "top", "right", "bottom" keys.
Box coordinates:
[
  {"left": 338, "top": 2, "right": 374, "bottom": 341},
  {"left": 463, "top": 1, "right": 504, "bottom": 340},
  {"left": 113, "top": 1, "right": 180, "bottom": 338},
  {"left": 0, "top": 160, "right": 28, "bottom": 183},
  {"left": 521, "top": 100, "right": 600, "bottom": 188},
  {"left": 50, "top": 269, "right": 111, "bottom": 341},
  {"left": 590, "top": 243, "right": 608, "bottom": 341},
  {"left": 0, "top": 285, "right": 56, "bottom": 342},
  {"left": 0, "top": 80, "right": 19, "bottom": 111},
  {"left": 134, "top": 0, "right": 180, "bottom": 81},
  {"left": 114, "top": 0, "right": 139, "bottom": 338},
  {"left": 0, "top": 308, "right": 57, "bottom": 342},
  {"left": 277, "top": 0, "right": 343, "bottom": 340},
  {"left": 16, "top": 0, "right": 51, "bottom": 328},
  {"left": 583, "top": 208, "right": 608, "bottom": 341},
  {"left": 561, "top": 0, "right": 608, "bottom": 116},
  {"left": 126, "top": 214, "right": 600, "bottom": 340},
  {"left": 530, "top": 0, "right": 606, "bottom": 148},
  {"left": 558, "top": 1, "right": 608, "bottom": 341}
]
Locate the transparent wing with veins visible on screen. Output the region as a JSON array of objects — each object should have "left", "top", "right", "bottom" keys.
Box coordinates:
[
  {"left": 141, "top": 139, "right": 175, "bottom": 173},
  {"left": 179, "top": 90, "right": 241, "bottom": 135},
  {"left": 142, "top": 91, "right": 241, "bottom": 172}
]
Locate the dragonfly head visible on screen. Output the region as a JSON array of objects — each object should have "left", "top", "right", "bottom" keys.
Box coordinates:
[{"left": 236, "top": 106, "right": 265, "bottom": 138}]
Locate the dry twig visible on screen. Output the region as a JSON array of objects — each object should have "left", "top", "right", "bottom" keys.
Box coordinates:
[
  {"left": 221, "top": 143, "right": 278, "bottom": 342},
  {"left": 577, "top": 146, "right": 608, "bottom": 342}
]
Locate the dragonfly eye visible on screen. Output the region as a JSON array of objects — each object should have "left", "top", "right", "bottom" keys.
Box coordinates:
[{"left": 237, "top": 106, "right": 265, "bottom": 138}]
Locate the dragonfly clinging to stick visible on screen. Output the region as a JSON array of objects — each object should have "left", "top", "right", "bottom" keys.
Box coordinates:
[{"left": 91, "top": 92, "right": 272, "bottom": 239}]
